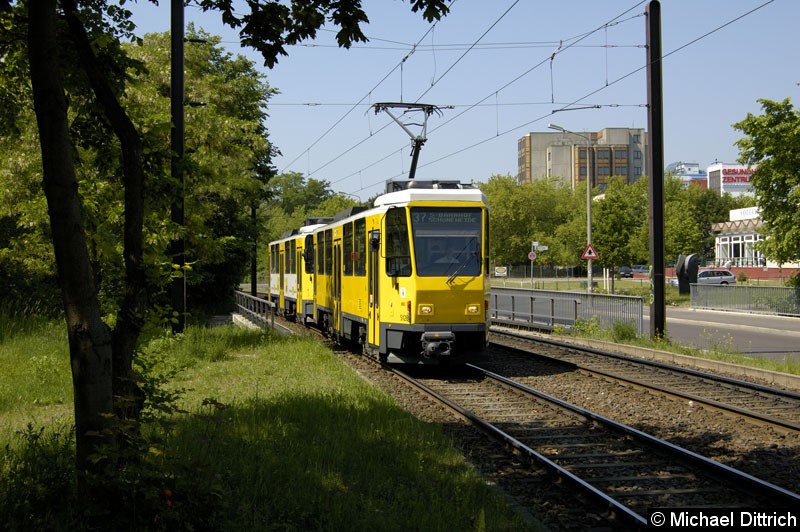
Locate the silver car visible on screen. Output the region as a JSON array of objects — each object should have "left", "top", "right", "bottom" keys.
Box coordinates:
[{"left": 697, "top": 269, "right": 736, "bottom": 285}]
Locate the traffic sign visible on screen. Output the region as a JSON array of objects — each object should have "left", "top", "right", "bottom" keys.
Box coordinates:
[
  {"left": 528, "top": 251, "right": 537, "bottom": 261},
  {"left": 581, "top": 244, "right": 599, "bottom": 260}
]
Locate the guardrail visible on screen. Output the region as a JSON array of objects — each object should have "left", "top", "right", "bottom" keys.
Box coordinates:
[
  {"left": 234, "top": 290, "right": 275, "bottom": 329},
  {"left": 691, "top": 285, "right": 800, "bottom": 316},
  {"left": 489, "top": 287, "right": 644, "bottom": 334},
  {"left": 233, "top": 288, "right": 645, "bottom": 334}
]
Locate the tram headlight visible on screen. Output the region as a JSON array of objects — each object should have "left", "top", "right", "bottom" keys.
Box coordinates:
[
  {"left": 466, "top": 304, "right": 480, "bottom": 314},
  {"left": 419, "top": 304, "right": 434, "bottom": 315}
]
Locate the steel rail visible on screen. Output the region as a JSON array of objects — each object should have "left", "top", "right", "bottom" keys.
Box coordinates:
[
  {"left": 469, "top": 363, "right": 800, "bottom": 509},
  {"left": 390, "top": 367, "right": 649, "bottom": 529},
  {"left": 491, "top": 329, "right": 800, "bottom": 432}
]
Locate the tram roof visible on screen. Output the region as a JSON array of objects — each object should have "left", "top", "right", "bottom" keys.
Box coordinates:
[{"left": 374, "top": 185, "right": 486, "bottom": 207}]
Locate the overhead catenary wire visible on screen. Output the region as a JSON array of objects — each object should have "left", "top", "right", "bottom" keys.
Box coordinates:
[
  {"left": 299, "top": 0, "right": 526, "bottom": 183},
  {"left": 277, "top": 0, "right": 460, "bottom": 175},
  {"left": 277, "top": 0, "right": 775, "bottom": 198},
  {"left": 362, "top": 0, "right": 778, "bottom": 193},
  {"left": 322, "top": 1, "right": 649, "bottom": 194}
]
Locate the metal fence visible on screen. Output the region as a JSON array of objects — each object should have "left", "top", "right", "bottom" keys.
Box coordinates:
[
  {"left": 489, "top": 287, "right": 644, "bottom": 334},
  {"left": 691, "top": 284, "right": 800, "bottom": 316},
  {"left": 234, "top": 290, "right": 275, "bottom": 328},
  {"left": 233, "top": 288, "right": 646, "bottom": 334}
]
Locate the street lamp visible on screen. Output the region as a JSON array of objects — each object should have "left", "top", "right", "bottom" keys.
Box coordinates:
[{"left": 548, "top": 123, "right": 593, "bottom": 293}]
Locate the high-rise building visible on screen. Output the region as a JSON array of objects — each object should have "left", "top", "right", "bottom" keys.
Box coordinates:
[{"left": 517, "top": 127, "right": 647, "bottom": 191}]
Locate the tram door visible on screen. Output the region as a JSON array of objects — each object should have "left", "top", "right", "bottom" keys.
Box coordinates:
[
  {"left": 367, "top": 230, "right": 380, "bottom": 349},
  {"left": 296, "top": 245, "right": 302, "bottom": 313},
  {"left": 312, "top": 234, "right": 320, "bottom": 319},
  {"left": 278, "top": 248, "right": 285, "bottom": 311},
  {"left": 333, "top": 242, "right": 341, "bottom": 337}
]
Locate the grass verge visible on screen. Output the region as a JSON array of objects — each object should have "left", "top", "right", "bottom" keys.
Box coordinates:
[
  {"left": 1, "top": 316, "right": 529, "bottom": 531},
  {"left": 557, "top": 317, "right": 800, "bottom": 376}
]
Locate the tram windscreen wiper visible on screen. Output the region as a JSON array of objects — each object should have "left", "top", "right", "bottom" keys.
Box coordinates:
[{"left": 446, "top": 238, "right": 479, "bottom": 285}]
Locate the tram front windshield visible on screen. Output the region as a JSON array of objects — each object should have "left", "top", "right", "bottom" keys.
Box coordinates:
[{"left": 411, "top": 207, "right": 482, "bottom": 277}]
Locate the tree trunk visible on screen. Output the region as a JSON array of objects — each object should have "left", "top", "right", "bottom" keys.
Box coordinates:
[
  {"left": 27, "top": 0, "right": 115, "bottom": 496},
  {"left": 63, "top": 0, "right": 147, "bottom": 420}
]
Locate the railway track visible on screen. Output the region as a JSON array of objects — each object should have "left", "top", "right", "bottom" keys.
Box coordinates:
[
  {"left": 392, "top": 363, "right": 800, "bottom": 530},
  {"left": 238, "top": 309, "right": 800, "bottom": 529},
  {"left": 490, "top": 329, "right": 800, "bottom": 433}
]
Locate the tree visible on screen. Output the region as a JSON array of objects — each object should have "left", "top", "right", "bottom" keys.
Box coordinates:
[
  {"left": 122, "top": 28, "right": 277, "bottom": 311},
  {"left": 663, "top": 197, "right": 704, "bottom": 262},
  {"left": 265, "top": 171, "right": 333, "bottom": 216},
  {"left": 6, "top": 0, "right": 450, "bottom": 510},
  {"left": 479, "top": 174, "right": 580, "bottom": 269},
  {"left": 480, "top": 175, "right": 534, "bottom": 266},
  {"left": 733, "top": 98, "right": 800, "bottom": 265},
  {"left": 592, "top": 177, "right": 639, "bottom": 291}
]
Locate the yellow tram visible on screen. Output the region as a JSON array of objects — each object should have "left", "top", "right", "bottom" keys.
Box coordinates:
[{"left": 269, "top": 179, "right": 490, "bottom": 364}]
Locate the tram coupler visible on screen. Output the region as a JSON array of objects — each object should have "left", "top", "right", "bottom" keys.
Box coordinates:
[{"left": 421, "top": 331, "right": 455, "bottom": 359}]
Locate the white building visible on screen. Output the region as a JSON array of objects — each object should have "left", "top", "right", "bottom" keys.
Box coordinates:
[
  {"left": 711, "top": 207, "right": 766, "bottom": 268},
  {"left": 712, "top": 207, "right": 800, "bottom": 280},
  {"left": 706, "top": 162, "right": 756, "bottom": 197},
  {"left": 665, "top": 161, "right": 707, "bottom": 189}
]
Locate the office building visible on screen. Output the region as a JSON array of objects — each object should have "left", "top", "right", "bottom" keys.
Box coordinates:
[{"left": 517, "top": 127, "right": 647, "bottom": 191}]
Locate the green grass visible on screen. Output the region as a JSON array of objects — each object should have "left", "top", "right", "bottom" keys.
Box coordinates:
[
  {"left": 0, "top": 316, "right": 72, "bottom": 432},
  {"left": 1, "top": 316, "right": 530, "bottom": 531}
]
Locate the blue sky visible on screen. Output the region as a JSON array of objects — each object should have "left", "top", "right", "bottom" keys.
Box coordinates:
[{"left": 131, "top": 0, "right": 799, "bottom": 200}]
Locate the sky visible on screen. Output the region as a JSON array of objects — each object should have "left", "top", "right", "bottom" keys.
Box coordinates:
[{"left": 130, "top": 0, "right": 800, "bottom": 201}]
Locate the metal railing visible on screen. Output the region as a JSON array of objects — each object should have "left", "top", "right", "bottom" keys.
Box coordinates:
[
  {"left": 489, "top": 287, "right": 644, "bottom": 334},
  {"left": 234, "top": 290, "right": 276, "bottom": 328},
  {"left": 691, "top": 285, "right": 800, "bottom": 316},
  {"left": 233, "top": 287, "right": 646, "bottom": 334}
]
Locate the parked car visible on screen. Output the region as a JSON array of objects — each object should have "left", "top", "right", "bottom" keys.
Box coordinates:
[
  {"left": 632, "top": 265, "right": 649, "bottom": 274},
  {"left": 697, "top": 269, "right": 736, "bottom": 285},
  {"left": 617, "top": 266, "right": 633, "bottom": 278}
]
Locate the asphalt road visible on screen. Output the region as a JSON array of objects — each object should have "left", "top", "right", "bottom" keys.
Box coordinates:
[{"left": 644, "top": 306, "right": 800, "bottom": 361}]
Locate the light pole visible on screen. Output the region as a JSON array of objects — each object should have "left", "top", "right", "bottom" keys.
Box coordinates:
[{"left": 548, "top": 123, "right": 593, "bottom": 293}]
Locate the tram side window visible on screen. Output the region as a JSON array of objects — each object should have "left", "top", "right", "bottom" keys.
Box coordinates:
[
  {"left": 484, "top": 211, "right": 490, "bottom": 276},
  {"left": 316, "top": 233, "right": 324, "bottom": 275},
  {"left": 270, "top": 245, "right": 278, "bottom": 273},
  {"left": 324, "top": 229, "right": 332, "bottom": 275},
  {"left": 304, "top": 235, "right": 315, "bottom": 274},
  {"left": 343, "top": 222, "right": 353, "bottom": 275},
  {"left": 355, "top": 218, "right": 366, "bottom": 276},
  {"left": 386, "top": 208, "right": 411, "bottom": 277},
  {"left": 287, "top": 240, "right": 296, "bottom": 274}
]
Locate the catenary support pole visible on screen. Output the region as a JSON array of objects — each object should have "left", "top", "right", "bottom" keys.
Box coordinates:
[
  {"left": 646, "top": 0, "right": 666, "bottom": 339},
  {"left": 170, "top": 0, "right": 186, "bottom": 332}
]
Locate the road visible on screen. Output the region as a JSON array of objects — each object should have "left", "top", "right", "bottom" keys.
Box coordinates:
[{"left": 645, "top": 306, "right": 800, "bottom": 361}]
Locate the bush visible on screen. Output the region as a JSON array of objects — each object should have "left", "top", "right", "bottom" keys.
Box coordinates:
[
  {"left": 737, "top": 271, "right": 748, "bottom": 283},
  {"left": 612, "top": 321, "right": 639, "bottom": 343}
]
